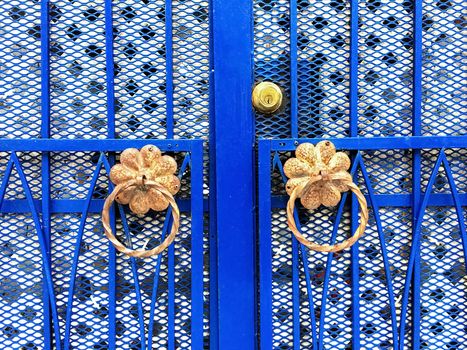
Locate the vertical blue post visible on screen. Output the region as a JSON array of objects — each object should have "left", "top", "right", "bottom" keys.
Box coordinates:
[
  {"left": 190, "top": 141, "right": 204, "bottom": 348},
  {"left": 290, "top": 0, "right": 298, "bottom": 138},
  {"left": 208, "top": 0, "right": 219, "bottom": 347},
  {"left": 105, "top": 1, "right": 116, "bottom": 348},
  {"left": 212, "top": 0, "right": 256, "bottom": 347},
  {"left": 40, "top": 1, "right": 52, "bottom": 348},
  {"left": 409, "top": 0, "right": 423, "bottom": 347},
  {"left": 349, "top": 0, "right": 360, "bottom": 347},
  {"left": 258, "top": 141, "right": 272, "bottom": 349},
  {"left": 165, "top": 0, "right": 174, "bottom": 138}
]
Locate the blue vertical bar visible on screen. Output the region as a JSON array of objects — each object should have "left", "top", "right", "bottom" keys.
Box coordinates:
[
  {"left": 104, "top": 0, "right": 116, "bottom": 348},
  {"left": 410, "top": 0, "right": 423, "bottom": 346},
  {"left": 290, "top": 0, "right": 298, "bottom": 138},
  {"left": 208, "top": 0, "right": 219, "bottom": 347},
  {"left": 259, "top": 140, "right": 272, "bottom": 349},
  {"left": 165, "top": 0, "right": 174, "bottom": 138},
  {"left": 212, "top": 0, "right": 255, "bottom": 347},
  {"left": 168, "top": 243, "right": 175, "bottom": 349},
  {"left": 292, "top": 237, "right": 300, "bottom": 349},
  {"left": 191, "top": 141, "right": 204, "bottom": 348},
  {"left": 40, "top": 1, "right": 52, "bottom": 348},
  {"left": 349, "top": 0, "right": 360, "bottom": 346},
  {"left": 349, "top": 0, "right": 359, "bottom": 136}
]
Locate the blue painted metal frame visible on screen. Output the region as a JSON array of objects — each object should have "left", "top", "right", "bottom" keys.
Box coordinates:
[
  {"left": 212, "top": 0, "right": 256, "bottom": 348},
  {"left": 0, "top": 139, "right": 205, "bottom": 349},
  {"left": 258, "top": 138, "right": 467, "bottom": 348}
]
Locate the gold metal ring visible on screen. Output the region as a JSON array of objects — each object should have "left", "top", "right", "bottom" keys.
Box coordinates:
[
  {"left": 286, "top": 179, "right": 368, "bottom": 252},
  {"left": 101, "top": 179, "right": 180, "bottom": 258}
]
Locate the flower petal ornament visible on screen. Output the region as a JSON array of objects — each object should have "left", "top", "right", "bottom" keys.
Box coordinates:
[
  {"left": 102, "top": 145, "right": 181, "bottom": 258},
  {"left": 284, "top": 141, "right": 368, "bottom": 252}
]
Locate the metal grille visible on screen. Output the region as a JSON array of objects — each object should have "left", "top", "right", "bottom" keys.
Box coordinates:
[
  {"left": 259, "top": 142, "right": 466, "bottom": 349},
  {"left": 253, "top": 0, "right": 466, "bottom": 139},
  {"left": 0, "top": 0, "right": 210, "bottom": 348},
  {"left": 256, "top": 0, "right": 466, "bottom": 347}
]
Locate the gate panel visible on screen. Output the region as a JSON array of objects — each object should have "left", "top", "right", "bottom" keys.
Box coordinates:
[
  {"left": 0, "top": 0, "right": 211, "bottom": 348},
  {"left": 259, "top": 138, "right": 467, "bottom": 349},
  {"left": 255, "top": 0, "right": 466, "bottom": 347}
]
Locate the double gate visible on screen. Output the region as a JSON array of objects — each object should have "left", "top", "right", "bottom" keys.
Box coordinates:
[{"left": 0, "top": 0, "right": 465, "bottom": 349}]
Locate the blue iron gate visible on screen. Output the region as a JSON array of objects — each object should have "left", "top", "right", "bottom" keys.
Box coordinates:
[
  {"left": 254, "top": 0, "right": 467, "bottom": 348},
  {"left": 0, "top": 0, "right": 465, "bottom": 349}
]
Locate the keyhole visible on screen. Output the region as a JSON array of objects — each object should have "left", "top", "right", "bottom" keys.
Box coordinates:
[{"left": 265, "top": 95, "right": 272, "bottom": 104}]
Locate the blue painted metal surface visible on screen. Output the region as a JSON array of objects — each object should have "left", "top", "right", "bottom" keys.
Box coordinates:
[
  {"left": 0, "top": 0, "right": 209, "bottom": 347},
  {"left": 0, "top": 0, "right": 466, "bottom": 348},
  {"left": 212, "top": 0, "right": 256, "bottom": 348}
]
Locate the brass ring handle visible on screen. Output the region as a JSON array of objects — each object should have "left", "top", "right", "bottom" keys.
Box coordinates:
[
  {"left": 102, "top": 180, "right": 180, "bottom": 258},
  {"left": 284, "top": 141, "right": 368, "bottom": 252},
  {"left": 101, "top": 145, "right": 181, "bottom": 258}
]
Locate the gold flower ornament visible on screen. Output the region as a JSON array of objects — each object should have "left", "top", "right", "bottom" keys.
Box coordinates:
[
  {"left": 284, "top": 141, "right": 368, "bottom": 252},
  {"left": 109, "top": 145, "right": 180, "bottom": 215},
  {"left": 102, "top": 145, "right": 181, "bottom": 258}
]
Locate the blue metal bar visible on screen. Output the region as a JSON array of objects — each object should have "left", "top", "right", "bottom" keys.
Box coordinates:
[
  {"left": 349, "top": 0, "right": 359, "bottom": 136},
  {"left": 165, "top": 0, "right": 174, "bottom": 138},
  {"left": 147, "top": 213, "right": 170, "bottom": 349},
  {"left": 102, "top": 156, "right": 116, "bottom": 350},
  {"left": 2, "top": 136, "right": 464, "bottom": 152},
  {"left": 190, "top": 143, "right": 204, "bottom": 348},
  {"left": 117, "top": 202, "right": 146, "bottom": 350},
  {"left": 292, "top": 233, "right": 300, "bottom": 349},
  {"left": 63, "top": 155, "right": 105, "bottom": 350},
  {"left": 10, "top": 154, "right": 62, "bottom": 350},
  {"left": 168, "top": 239, "right": 175, "bottom": 350},
  {"left": 350, "top": 179, "right": 360, "bottom": 348},
  {"left": 0, "top": 139, "right": 195, "bottom": 151},
  {"left": 398, "top": 150, "right": 444, "bottom": 347},
  {"left": 208, "top": 0, "right": 219, "bottom": 346},
  {"left": 358, "top": 157, "right": 399, "bottom": 349},
  {"left": 105, "top": 0, "right": 116, "bottom": 138},
  {"left": 267, "top": 136, "right": 467, "bottom": 151},
  {"left": 40, "top": 0, "right": 52, "bottom": 346},
  {"left": 258, "top": 141, "right": 273, "bottom": 349},
  {"left": 290, "top": 0, "right": 298, "bottom": 138},
  {"left": 411, "top": 0, "right": 423, "bottom": 345},
  {"left": 1, "top": 193, "right": 466, "bottom": 213},
  {"left": 212, "top": 0, "right": 255, "bottom": 347}
]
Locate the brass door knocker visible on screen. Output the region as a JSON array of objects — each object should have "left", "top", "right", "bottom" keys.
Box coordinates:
[
  {"left": 102, "top": 145, "right": 180, "bottom": 258},
  {"left": 284, "top": 141, "right": 368, "bottom": 252}
]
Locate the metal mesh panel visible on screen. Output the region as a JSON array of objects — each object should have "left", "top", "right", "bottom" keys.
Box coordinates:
[
  {"left": 254, "top": 0, "right": 465, "bottom": 138},
  {"left": 172, "top": 0, "right": 210, "bottom": 139},
  {"left": 421, "top": 0, "right": 466, "bottom": 136},
  {"left": 254, "top": 0, "right": 291, "bottom": 138},
  {"left": 359, "top": 150, "right": 412, "bottom": 194},
  {"left": 0, "top": 1, "right": 42, "bottom": 139},
  {"left": 297, "top": 0, "right": 350, "bottom": 138},
  {"left": 1, "top": 0, "right": 210, "bottom": 346},
  {"left": 260, "top": 145, "right": 466, "bottom": 349},
  {"left": 419, "top": 206, "right": 467, "bottom": 348},
  {"left": 0, "top": 213, "right": 44, "bottom": 349},
  {"left": 358, "top": 0, "right": 413, "bottom": 137},
  {"left": 49, "top": 0, "right": 108, "bottom": 139},
  {"left": 113, "top": 0, "right": 168, "bottom": 139},
  {"left": 358, "top": 206, "right": 413, "bottom": 349}
]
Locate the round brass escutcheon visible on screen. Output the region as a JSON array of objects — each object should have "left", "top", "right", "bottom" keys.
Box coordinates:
[{"left": 252, "top": 82, "right": 283, "bottom": 114}]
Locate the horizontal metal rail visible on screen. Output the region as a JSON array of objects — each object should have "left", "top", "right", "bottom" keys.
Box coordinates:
[
  {"left": 0, "top": 138, "right": 202, "bottom": 152},
  {"left": 265, "top": 135, "right": 467, "bottom": 151}
]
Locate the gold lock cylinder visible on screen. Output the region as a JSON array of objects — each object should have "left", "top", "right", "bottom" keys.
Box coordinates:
[{"left": 252, "top": 82, "right": 283, "bottom": 114}]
